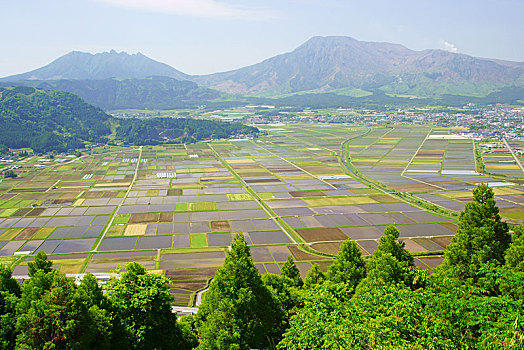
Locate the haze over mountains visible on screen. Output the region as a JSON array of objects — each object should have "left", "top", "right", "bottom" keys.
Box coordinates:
[
  {"left": 2, "top": 36, "right": 523, "bottom": 107},
  {"left": 195, "top": 36, "right": 524, "bottom": 97},
  {"left": 3, "top": 50, "right": 189, "bottom": 81}
]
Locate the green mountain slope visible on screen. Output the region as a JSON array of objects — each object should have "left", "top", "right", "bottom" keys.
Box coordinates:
[
  {"left": 27, "top": 76, "right": 221, "bottom": 110},
  {"left": 0, "top": 86, "right": 112, "bottom": 153}
]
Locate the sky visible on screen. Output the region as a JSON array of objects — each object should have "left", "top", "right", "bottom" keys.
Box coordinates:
[{"left": 1, "top": 0, "right": 523, "bottom": 77}]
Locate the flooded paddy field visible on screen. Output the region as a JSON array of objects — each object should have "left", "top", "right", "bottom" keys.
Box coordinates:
[{"left": 1, "top": 124, "right": 522, "bottom": 305}]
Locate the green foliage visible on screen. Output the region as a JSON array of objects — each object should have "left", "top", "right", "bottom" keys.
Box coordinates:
[
  {"left": 0, "top": 291, "right": 18, "bottom": 350},
  {"left": 115, "top": 117, "right": 259, "bottom": 145},
  {"left": 1, "top": 170, "right": 16, "bottom": 179},
  {"left": 196, "top": 234, "right": 283, "bottom": 349},
  {"left": 277, "top": 283, "right": 350, "bottom": 350},
  {"left": 104, "top": 262, "right": 186, "bottom": 350},
  {"left": 303, "top": 263, "right": 325, "bottom": 289},
  {"left": 439, "top": 183, "right": 511, "bottom": 280},
  {"left": 280, "top": 255, "right": 303, "bottom": 287},
  {"left": 16, "top": 273, "right": 112, "bottom": 350},
  {"left": 423, "top": 277, "right": 524, "bottom": 349},
  {"left": 0, "top": 266, "right": 19, "bottom": 349},
  {"left": 326, "top": 239, "right": 366, "bottom": 289},
  {"left": 0, "top": 265, "right": 20, "bottom": 296},
  {"left": 28, "top": 252, "right": 53, "bottom": 278},
  {"left": 376, "top": 225, "right": 414, "bottom": 265},
  {"left": 262, "top": 273, "right": 303, "bottom": 334},
  {"left": 178, "top": 315, "right": 199, "bottom": 350},
  {"left": 0, "top": 87, "right": 111, "bottom": 153},
  {"left": 506, "top": 225, "right": 524, "bottom": 272},
  {"left": 365, "top": 251, "right": 404, "bottom": 285}
]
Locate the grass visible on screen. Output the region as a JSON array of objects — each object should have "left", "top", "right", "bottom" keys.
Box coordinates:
[
  {"left": 190, "top": 233, "right": 208, "bottom": 248},
  {"left": 227, "top": 193, "right": 253, "bottom": 201},
  {"left": 439, "top": 192, "right": 472, "bottom": 199},
  {"left": 175, "top": 202, "right": 188, "bottom": 212},
  {"left": 0, "top": 228, "right": 23, "bottom": 240},
  {"left": 113, "top": 214, "right": 130, "bottom": 225},
  {"left": 32, "top": 227, "right": 55, "bottom": 239},
  {"left": 146, "top": 189, "right": 159, "bottom": 196},
  {"left": 189, "top": 202, "right": 217, "bottom": 212},
  {"left": 501, "top": 212, "right": 524, "bottom": 220},
  {"left": 0, "top": 208, "right": 18, "bottom": 217},
  {"left": 493, "top": 187, "right": 523, "bottom": 196}
]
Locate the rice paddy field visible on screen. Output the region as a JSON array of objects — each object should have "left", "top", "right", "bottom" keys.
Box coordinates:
[{"left": 1, "top": 124, "right": 523, "bottom": 306}]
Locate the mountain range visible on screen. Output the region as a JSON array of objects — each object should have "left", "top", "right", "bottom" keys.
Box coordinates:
[
  {"left": 3, "top": 50, "right": 189, "bottom": 81},
  {"left": 2, "top": 36, "right": 524, "bottom": 107}
]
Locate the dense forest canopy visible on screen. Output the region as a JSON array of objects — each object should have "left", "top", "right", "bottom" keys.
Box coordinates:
[
  {"left": 0, "top": 86, "right": 111, "bottom": 153},
  {"left": 28, "top": 76, "right": 221, "bottom": 110},
  {"left": 0, "top": 87, "right": 258, "bottom": 153},
  {"left": 115, "top": 117, "right": 259, "bottom": 145},
  {"left": 0, "top": 184, "right": 523, "bottom": 349}
]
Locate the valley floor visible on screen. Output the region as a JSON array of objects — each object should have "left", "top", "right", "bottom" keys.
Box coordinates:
[{"left": 1, "top": 123, "right": 523, "bottom": 306}]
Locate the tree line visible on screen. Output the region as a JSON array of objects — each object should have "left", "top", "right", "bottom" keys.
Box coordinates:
[
  {"left": 0, "top": 86, "right": 111, "bottom": 153},
  {"left": 0, "top": 183, "right": 522, "bottom": 349},
  {"left": 0, "top": 86, "right": 259, "bottom": 154},
  {"left": 115, "top": 117, "right": 259, "bottom": 145}
]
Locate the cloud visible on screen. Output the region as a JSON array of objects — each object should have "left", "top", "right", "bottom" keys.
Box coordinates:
[
  {"left": 440, "top": 40, "right": 458, "bottom": 53},
  {"left": 92, "top": 0, "right": 275, "bottom": 19}
]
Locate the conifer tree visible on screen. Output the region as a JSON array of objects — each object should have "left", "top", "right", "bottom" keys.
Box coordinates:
[
  {"left": 376, "top": 225, "right": 413, "bottom": 265},
  {"left": 505, "top": 225, "right": 524, "bottom": 271},
  {"left": 439, "top": 183, "right": 510, "bottom": 279},
  {"left": 196, "top": 234, "right": 282, "bottom": 349},
  {"left": 281, "top": 255, "right": 303, "bottom": 287},
  {"left": 326, "top": 239, "right": 366, "bottom": 289},
  {"left": 303, "top": 263, "right": 325, "bottom": 289}
]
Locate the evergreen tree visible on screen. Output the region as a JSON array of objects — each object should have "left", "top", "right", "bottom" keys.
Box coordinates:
[
  {"left": 27, "top": 252, "right": 52, "bottom": 278},
  {"left": 505, "top": 225, "right": 524, "bottom": 271},
  {"left": 303, "top": 263, "right": 325, "bottom": 289},
  {"left": 0, "top": 265, "right": 20, "bottom": 296},
  {"left": 376, "top": 225, "right": 413, "bottom": 265},
  {"left": 196, "top": 234, "right": 282, "bottom": 349},
  {"left": 16, "top": 273, "right": 112, "bottom": 349},
  {"left": 326, "top": 239, "right": 366, "bottom": 290},
  {"left": 280, "top": 255, "right": 303, "bottom": 287},
  {"left": 262, "top": 273, "right": 302, "bottom": 334},
  {"left": 439, "top": 183, "right": 511, "bottom": 280},
  {"left": 0, "top": 265, "right": 19, "bottom": 349},
  {"left": 104, "top": 262, "right": 187, "bottom": 350}
]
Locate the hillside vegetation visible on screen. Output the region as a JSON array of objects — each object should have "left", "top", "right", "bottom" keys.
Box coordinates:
[{"left": 0, "top": 86, "right": 111, "bottom": 153}]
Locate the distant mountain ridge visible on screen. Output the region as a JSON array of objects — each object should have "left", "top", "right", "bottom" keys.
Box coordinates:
[
  {"left": 2, "top": 37, "right": 524, "bottom": 102},
  {"left": 22, "top": 76, "right": 221, "bottom": 110},
  {"left": 192, "top": 36, "right": 524, "bottom": 96},
  {"left": 2, "top": 50, "right": 189, "bottom": 81}
]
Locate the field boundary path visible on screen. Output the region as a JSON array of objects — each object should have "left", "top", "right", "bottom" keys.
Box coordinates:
[
  {"left": 92, "top": 146, "right": 143, "bottom": 252},
  {"left": 208, "top": 144, "right": 302, "bottom": 245},
  {"left": 250, "top": 140, "right": 338, "bottom": 190},
  {"left": 504, "top": 138, "right": 524, "bottom": 173}
]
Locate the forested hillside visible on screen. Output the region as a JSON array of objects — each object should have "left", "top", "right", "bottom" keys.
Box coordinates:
[
  {"left": 0, "top": 86, "right": 111, "bottom": 153},
  {"left": 0, "top": 184, "right": 522, "bottom": 349},
  {"left": 116, "top": 117, "right": 259, "bottom": 145},
  {"left": 30, "top": 76, "right": 221, "bottom": 110},
  {"left": 0, "top": 86, "right": 258, "bottom": 152}
]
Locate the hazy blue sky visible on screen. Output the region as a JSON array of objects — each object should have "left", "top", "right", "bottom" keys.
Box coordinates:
[{"left": 1, "top": 0, "right": 523, "bottom": 77}]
